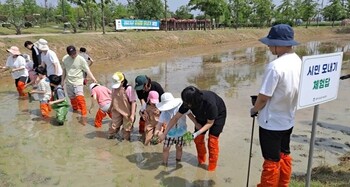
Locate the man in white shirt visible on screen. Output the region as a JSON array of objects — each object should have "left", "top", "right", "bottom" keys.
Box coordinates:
[{"left": 250, "top": 24, "right": 302, "bottom": 187}]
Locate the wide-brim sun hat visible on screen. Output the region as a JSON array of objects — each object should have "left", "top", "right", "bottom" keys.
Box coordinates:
[
  {"left": 259, "top": 24, "right": 299, "bottom": 46},
  {"left": 112, "top": 72, "right": 124, "bottom": 89},
  {"left": 38, "top": 44, "right": 49, "bottom": 51},
  {"left": 34, "top": 38, "right": 49, "bottom": 51},
  {"left": 6, "top": 46, "right": 21, "bottom": 55},
  {"left": 156, "top": 92, "right": 182, "bottom": 111}
]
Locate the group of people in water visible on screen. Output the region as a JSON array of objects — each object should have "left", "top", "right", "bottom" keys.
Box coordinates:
[
  {"left": 3, "top": 24, "right": 335, "bottom": 186},
  {"left": 1, "top": 38, "right": 227, "bottom": 172}
]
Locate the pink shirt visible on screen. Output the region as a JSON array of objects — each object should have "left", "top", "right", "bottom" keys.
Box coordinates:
[
  {"left": 91, "top": 86, "right": 112, "bottom": 108},
  {"left": 125, "top": 85, "right": 137, "bottom": 103}
]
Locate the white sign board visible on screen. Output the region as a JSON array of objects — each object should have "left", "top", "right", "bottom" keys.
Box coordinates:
[{"left": 297, "top": 52, "right": 343, "bottom": 109}]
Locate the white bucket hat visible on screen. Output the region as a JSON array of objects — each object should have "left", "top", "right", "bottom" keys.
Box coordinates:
[
  {"left": 156, "top": 92, "right": 182, "bottom": 111},
  {"left": 35, "top": 38, "right": 49, "bottom": 51}
]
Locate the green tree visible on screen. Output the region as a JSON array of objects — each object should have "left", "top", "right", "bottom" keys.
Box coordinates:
[
  {"left": 68, "top": 0, "right": 98, "bottom": 30},
  {"left": 22, "top": 0, "right": 40, "bottom": 16},
  {"left": 109, "top": 3, "right": 133, "bottom": 19},
  {"left": 275, "top": 0, "right": 295, "bottom": 24},
  {"left": 346, "top": 0, "right": 350, "bottom": 18},
  {"left": 128, "top": 0, "right": 164, "bottom": 20},
  {"left": 174, "top": 5, "right": 193, "bottom": 19},
  {"left": 188, "top": 0, "right": 227, "bottom": 28},
  {"left": 250, "top": 0, "right": 274, "bottom": 27},
  {"left": 228, "top": 0, "right": 252, "bottom": 28},
  {"left": 322, "top": 0, "right": 346, "bottom": 26},
  {"left": 2, "top": 0, "right": 26, "bottom": 34},
  {"left": 300, "top": 0, "right": 317, "bottom": 28}
]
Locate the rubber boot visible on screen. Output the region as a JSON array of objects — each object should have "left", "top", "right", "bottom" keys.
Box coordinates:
[
  {"left": 123, "top": 128, "right": 131, "bottom": 141},
  {"left": 95, "top": 108, "right": 107, "bottom": 128},
  {"left": 40, "top": 103, "right": 50, "bottom": 118},
  {"left": 70, "top": 98, "right": 79, "bottom": 111},
  {"left": 17, "top": 81, "right": 27, "bottom": 97},
  {"left": 257, "top": 160, "right": 280, "bottom": 187},
  {"left": 139, "top": 117, "right": 145, "bottom": 134},
  {"left": 194, "top": 134, "right": 206, "bottom": 164},
  {"left": 278, "top": 153, "right": 292, "bottom": 187},
  {"left": 76, "top": 95, "right": 87, "bottom": 116},
  {"left": 208, "top": 134, "right": 219, "bottom": 171}
]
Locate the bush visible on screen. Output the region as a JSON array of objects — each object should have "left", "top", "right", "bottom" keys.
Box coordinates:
[
  {"left": 272, "top": 20, "right": 294, "bottom": 27},
  {"left": 24, "top": 22, "right": 33, "bottom": 28},
  {"left": 2, "top": 23, "right": 11, "bottom": 28}
]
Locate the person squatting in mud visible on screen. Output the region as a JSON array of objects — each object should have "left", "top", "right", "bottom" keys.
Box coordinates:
[{"left": 159, "top": 86, "right": 227, "bottom": 171}]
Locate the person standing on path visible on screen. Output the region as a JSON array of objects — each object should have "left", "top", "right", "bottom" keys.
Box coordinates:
[
  {"left": 61, "top": 45, "right": 97, "bottom": 125},
  {"left": 250, "top": 24, "right": 302, "bottom": 187},
  {"left": 158, "top": 86, "right": 226, "bottom": 172},
  {"left": 134, "top": 75, "right": 164, "bottom": 141}
]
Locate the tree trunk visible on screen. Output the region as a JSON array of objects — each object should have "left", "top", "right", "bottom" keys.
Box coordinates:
[
  {"left": 15, "top": 26, "right": 21, "bottom": 35},
  {"left": 102, "top": 0, "right": 106, "bottom": 34}
]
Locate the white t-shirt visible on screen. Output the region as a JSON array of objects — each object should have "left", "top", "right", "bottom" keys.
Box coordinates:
[
  {"left": 6, "top": 55, "right": 28, "bottom": 79},
  {"left": 41, "top": 50, "right": 62, "bottom": 76},
  {"left": 257, "top": 53, "right": 302, "bottom": 131},
  {"left": 159, "top": 102, "right": 187, "bottom": 138},
  {"left": 37, "top": 77, "right": 51, "bottom": 102}
]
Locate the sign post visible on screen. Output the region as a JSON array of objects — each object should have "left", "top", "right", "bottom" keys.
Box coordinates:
[{"left": 297, "top": 52, "right": 343, "bottom": 187}]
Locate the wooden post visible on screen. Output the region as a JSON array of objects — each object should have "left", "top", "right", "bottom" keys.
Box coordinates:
[{"left": 164, "top": 0, "right": 168, "bottom": 32}]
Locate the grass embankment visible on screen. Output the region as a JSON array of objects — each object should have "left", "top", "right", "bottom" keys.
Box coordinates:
[{"left": 0, "top": 26, "right": 338, "bottom": 67}]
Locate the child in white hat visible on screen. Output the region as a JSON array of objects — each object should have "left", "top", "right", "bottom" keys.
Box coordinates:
[{"left": 154, "top": 92, "right": 188, "bottom": 165}]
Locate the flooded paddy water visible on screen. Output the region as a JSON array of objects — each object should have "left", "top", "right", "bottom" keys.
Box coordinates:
[{"left": 1, "top": 39, "right": 350, "bottom": 186}]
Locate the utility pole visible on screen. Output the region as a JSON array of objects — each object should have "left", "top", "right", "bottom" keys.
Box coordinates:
[{"left": 164, "top": 0, "right": 168, "bottom": 32}]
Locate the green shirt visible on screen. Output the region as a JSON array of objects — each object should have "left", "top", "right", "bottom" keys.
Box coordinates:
[{"left": 62, "top": 55, "right": 89, "bottom": 85}]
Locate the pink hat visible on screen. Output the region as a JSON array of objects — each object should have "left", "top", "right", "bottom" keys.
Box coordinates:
[
  {"left": 6, "top": 46, "right": 21, "bottom": 55},
  {"left": 147, "top": 91, "right": 159, "bottom": 104}
]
